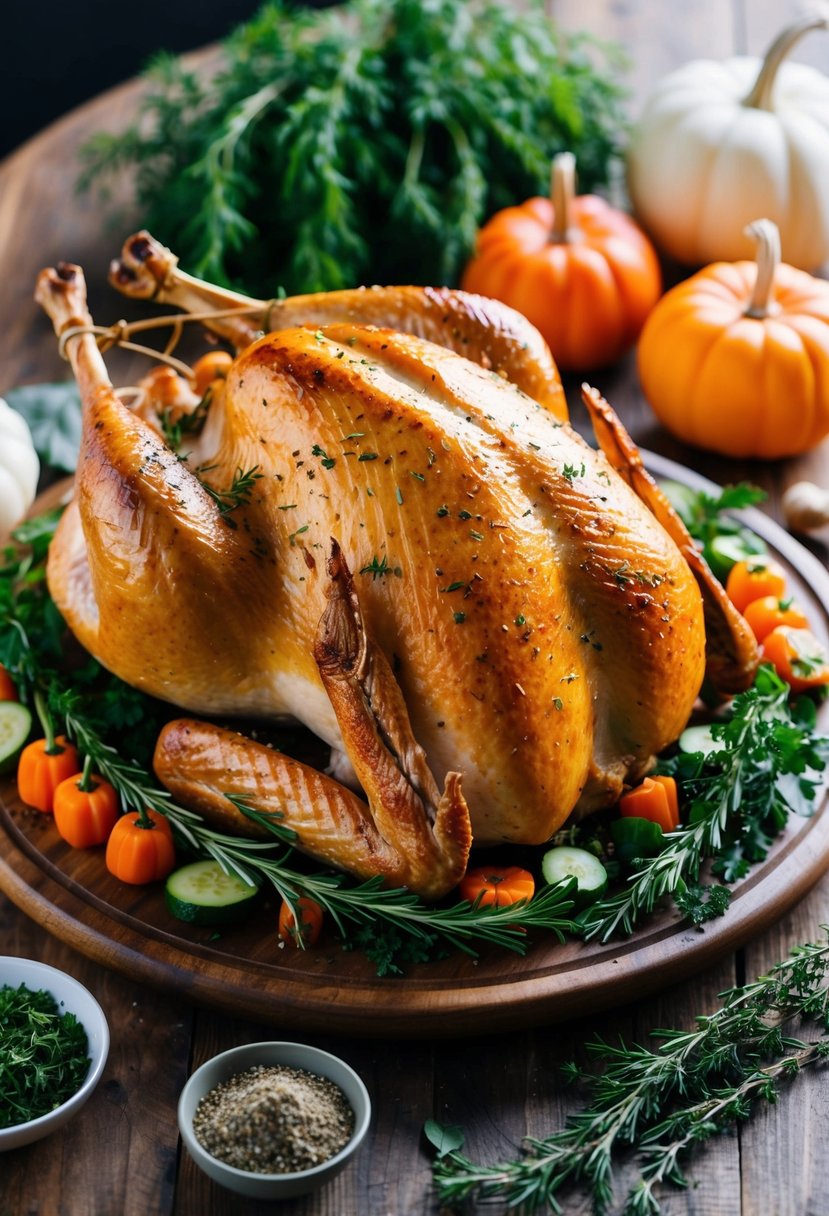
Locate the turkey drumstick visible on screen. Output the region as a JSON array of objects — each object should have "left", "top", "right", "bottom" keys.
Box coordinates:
[{"left": 109, "top": 229, "right": 568, "bottom": 420}]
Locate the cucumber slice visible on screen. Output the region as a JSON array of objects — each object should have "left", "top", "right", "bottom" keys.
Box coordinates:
[
  {"left": 659, "top": 480, "right": 699, "bottom": 525},
  {"left": 541, "top": 846, "right": 608, "bottom": 905},
  {"left": 703, "top": 533, "right": 765, "bottom": 581},
  {"left": 678, "top": 724, "right": 722, "bottom": 758},
  {"left": 165, "top": 860, "right": 259, "bottom": 926},
  {"left": 0, "top": 701, "right": 31, "bottom": 774}
]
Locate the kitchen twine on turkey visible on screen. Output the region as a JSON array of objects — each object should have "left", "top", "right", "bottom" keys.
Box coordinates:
[{"left": 56, "top": 302, "right": 273, "bottom": 404}]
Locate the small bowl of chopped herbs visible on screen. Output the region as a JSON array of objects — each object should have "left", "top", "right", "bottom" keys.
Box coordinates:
[
  {"left": 178, "top": 1041, "right": 371, "bottom": 1199},
  {"left": 0, "top": 956, "right": 109, "bottom": 1150}
]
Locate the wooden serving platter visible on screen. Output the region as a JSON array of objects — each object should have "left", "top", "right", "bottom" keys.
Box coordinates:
[{"left": 1, "top": 455, "right": 828, "bottom": 1038}]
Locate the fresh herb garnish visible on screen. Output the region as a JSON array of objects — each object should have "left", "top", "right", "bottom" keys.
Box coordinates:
[
  {"left": 159, "top": 389, "right": 212, "bottom": 452},
  {"left": 78, "top": 0, "right": 627, "bottom": 294},
  {"left": 0, "top": 983, "right": 90, "bottom": 1128},
  {"left": 577, "top": 665, "right": 829, "bottom": 942},
  {"left": 662, "top": 480, "right": 767, "bottom": 579},
  {"left": 360, "top": 554, "right": 401, "bottom": 580},
  {"left": 311, "top": 443, "right": 336, "bottom": 470},
  {"left": 195, "top": 464, "right": 263, "bottom": 523},
  {"left": 428, "top": 929, "right": 829, "bottom": 1215}
]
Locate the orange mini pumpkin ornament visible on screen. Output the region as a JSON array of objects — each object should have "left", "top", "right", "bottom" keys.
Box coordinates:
[
  {"left": 461, "top": 152, "right": 662, "bottom": 371},
  {"left": 637, "top": 219, "right": 829, "bottom": 459}
]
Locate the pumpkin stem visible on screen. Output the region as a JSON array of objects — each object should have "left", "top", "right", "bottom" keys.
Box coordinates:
[
  {"left": 742, "top": 14, "right": 828, "bottom": 111},
  {"left": 550, "top": 152, "right": 577, "bottom": 244},
  {"left": 745, "top": 219, "right": 780, "bottom": 318},
  {"left": 77, "top": 752, "right": 98, "bottom": 794},
  {"left": 34, "top": 687, "right": 62, "bottom": 756}
]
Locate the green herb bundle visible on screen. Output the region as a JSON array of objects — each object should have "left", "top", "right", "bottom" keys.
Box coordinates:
[
  {"left": 79, "top": 0, "right": 628, "bottom": 295},
  {"left": 428, "top": 930, "right": 829, "bottom": 1215},
  {"left": 0, "top": 983, "right": 90, "bottom": 1128}
]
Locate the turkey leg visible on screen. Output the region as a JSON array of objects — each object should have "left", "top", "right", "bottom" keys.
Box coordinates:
[
  {"left": 581, "top": 384, "right": 759, "bottom": 695},
  {"left": 34, "top": 263, "right": 258, "bottom": 712},
  {"left": 109, "top": 230, "right": 568, "bottom": 419}
]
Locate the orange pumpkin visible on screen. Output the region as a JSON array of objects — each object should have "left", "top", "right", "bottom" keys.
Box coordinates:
[
  {"left": 637, "top": 219, "right": 829, "bottom": 458},
  {"left": 742, "top": 595, "right": 809, "bottom": 644},
  {"left": 105, "top": 808, "right": 176, "bottom": 884},
  {"left": 457, "top": 865, "right": 535, "bottom": 908},
  {"left": 278, "top": 896, "right": 324, "bottom": 948},
  {"left": 725, "top": 556, "right": 787, "bottom": 615},
  {"left": 762, "top": 627, "right": 829, "bottom": 695},
  {"left": 461, "top": 152, "right": 662, "bottom": 371},
  {"left": 53, "top": 761, "right": 120, "bottom": 849}
]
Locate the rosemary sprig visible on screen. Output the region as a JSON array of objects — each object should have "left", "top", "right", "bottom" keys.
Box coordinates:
[
  {"left": 60, "top": 699, "right": 576, "bottom": 963},
  {"left": 429, "top": 931, "right": 829, "bottom": 1215},
  {"left": 577, "top": 666, "right": 829, "bottom": 943}
]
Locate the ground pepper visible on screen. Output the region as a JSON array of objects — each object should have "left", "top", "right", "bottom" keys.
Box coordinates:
[{"left": 192, "top": 1063, "right": 355, "bottom": 1174}]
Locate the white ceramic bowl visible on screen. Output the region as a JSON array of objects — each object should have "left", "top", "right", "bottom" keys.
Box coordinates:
[
  {"left": 0, "top": 956, "right": 110, "bottom": 1151},
  {"left": 178, "top": 1041, "right": 371, "bottom": 1199}
]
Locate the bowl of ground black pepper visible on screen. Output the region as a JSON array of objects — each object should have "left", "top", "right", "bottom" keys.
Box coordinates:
[{"left": 177, "top": 1041, "right": 371, "bottom": 1198}]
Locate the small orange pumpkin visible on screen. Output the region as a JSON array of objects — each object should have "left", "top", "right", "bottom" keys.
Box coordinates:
[
  {"left": 457, "top": 865, "right": 535, "bottom": 908},
  {"left": 637, "top": 219, "right": 829, "bottom": 458},
  {"left": 105, "top": 808, "right": 176, "bottom": 885},
  {"left": 53, "top": 757, "right": 120, "bottom": 849},
  {"left": 278, "top": 896, "right": 324, "bottom": 948},
  {"left": 461, "top": 152, "right": 662, "bottom": 371},
  {"left": 762, "top": 627, "right": 829, "bottom": 695}
]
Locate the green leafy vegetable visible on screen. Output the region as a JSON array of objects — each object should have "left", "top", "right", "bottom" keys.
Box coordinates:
[
  {"left": 0, "top": 982, "right": 90, "bottom": 1128},
  {"left": 429, "top": 930, "right": 829, "bottom": 1214},
  {"left": 79, "top": 0, "right": 628, "bottom": 295},
  {"left": 661, "top": 479, "right": 767, "bottom": 579},
  {"left": 4, "top": 383, "right": 82, "bottom": 473}
]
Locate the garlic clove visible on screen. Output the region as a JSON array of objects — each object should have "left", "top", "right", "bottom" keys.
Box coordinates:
[{"left": 782, "top": 480, "right": 829, "bottom": 532}]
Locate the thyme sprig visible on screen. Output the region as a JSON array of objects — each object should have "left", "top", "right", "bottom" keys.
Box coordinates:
[
  {"left": 576, "top": 666, "right": 829, "bottom": 943},
  {"left": 429, "top": 931, "right": 829, "bottom": 1215},
  {"left": 195, "top": 463, "right": 263, "bottom": 522}
]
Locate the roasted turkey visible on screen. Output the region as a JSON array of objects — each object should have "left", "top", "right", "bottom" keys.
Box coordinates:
[{"left": 35, "top": 233, "right": 758, "bottom": 898}]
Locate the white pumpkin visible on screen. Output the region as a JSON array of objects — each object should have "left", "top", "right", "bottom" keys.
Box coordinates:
[
  {"left": 627, "top": 15, "right": 829, "bottom": 271},
  {"left": 0, "top": 397, "right": 40, "bottom": 541}
]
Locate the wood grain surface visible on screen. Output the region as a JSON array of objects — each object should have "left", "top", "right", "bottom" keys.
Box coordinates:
[{"left": 2, "top": 3, "right": 829, "bottom": 1214}]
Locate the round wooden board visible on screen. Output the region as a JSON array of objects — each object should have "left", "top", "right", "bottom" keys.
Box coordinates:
[{"left": 1, "top": 456, "right": 828, "bottom": 1038}]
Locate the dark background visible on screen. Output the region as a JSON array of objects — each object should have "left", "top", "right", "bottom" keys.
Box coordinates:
[{"left": 0, "top": 2, "right": 332, "bottom": 160}]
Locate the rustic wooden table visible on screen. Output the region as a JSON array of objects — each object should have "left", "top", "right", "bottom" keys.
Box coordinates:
[{"left": 2, "top": 3, "right": 828, "bottom": 1213}]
